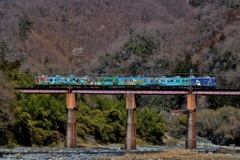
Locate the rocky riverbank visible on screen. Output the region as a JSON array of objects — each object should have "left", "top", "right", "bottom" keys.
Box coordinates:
[{"left": 0, "top": 137, "right": 239, "bottom": 159}]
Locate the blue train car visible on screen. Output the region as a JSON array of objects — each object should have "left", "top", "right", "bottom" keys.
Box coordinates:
[
  {"left": 134, "top": 77, "right": 155, "bottom": 86},
  {"left": 155, "top": 76, "right": 190, "bottom": 87},
  {"left": 115, "top": 77, "right": 155, "bottom": 86},
  {"left": 191, "top": 77, "right": 216, "bottom": 87}
]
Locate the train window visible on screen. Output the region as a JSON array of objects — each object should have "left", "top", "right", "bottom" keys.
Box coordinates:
[
  {"left": 161, "top": 80, "right": 165, "bottom": 82},
  {"left": 171, "top": 80, "right": 173, "bottom": 82},
  {"left": 182, "top": 80, "right": 185, "bottom": 82},
  {"left": 155, "top": 80, "right": 158, "bottom": 82}
]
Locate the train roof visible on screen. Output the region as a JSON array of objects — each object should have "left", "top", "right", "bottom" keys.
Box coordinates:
[{"left": 35, "top": 75, "right": 216, "bottom": 79}]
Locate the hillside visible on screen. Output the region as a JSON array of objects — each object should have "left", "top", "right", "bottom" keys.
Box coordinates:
[
  {"left": 2, "top": 0, "right": 190, "bottom": 74},
  {"left": 0, "top": 0, "right": 239, "bottom": 80}
]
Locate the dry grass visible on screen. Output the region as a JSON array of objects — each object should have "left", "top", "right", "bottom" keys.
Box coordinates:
[{"left": 99, "top": 149, "right": 240, "bottom": 160}]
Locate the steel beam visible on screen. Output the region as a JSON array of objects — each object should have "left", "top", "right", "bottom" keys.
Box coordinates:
[
  {"left": 192, "top": 91, "right": 240, "bottom": 95},
  {"left": 73, "top": 90, "right": 189, "bottom": 95},
  {"left": 17, "top": 89, "right": 69, "bottom": 94},
  {"left": 18, "top": 89, "right": 188, "bottom": 95},
  {"left": 186, "top": 94, "right": 197, "bottom": 149},
  {"left": 125, "top": 94, "right": 136, "bottom": 150},
  {"left": 17, "top": 88, "right": 240, "bottom": 95},
  {"left": 66, "top": 93, "right": 77, "bottom": 148}
]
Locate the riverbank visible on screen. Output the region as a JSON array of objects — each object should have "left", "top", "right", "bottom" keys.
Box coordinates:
[
  {"left": 103, "top": 149, "right": 240, "bottom": 160},
  {"left": 1, "top": 136, "right": 240, "bottom": 159},
  {"left": 0, "top": 143, "right": 240, "bottom": 160}
]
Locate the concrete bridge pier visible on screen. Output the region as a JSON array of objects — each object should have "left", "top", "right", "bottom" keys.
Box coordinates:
[
  {"left": 125, "top": 94, "right": 136, "bottom": 150},
  {"left": 186, "top": 94, "right": 197, "bottom": 149},
  {"left": 66, "top": 93, "right": 77, "bottom": 148}
]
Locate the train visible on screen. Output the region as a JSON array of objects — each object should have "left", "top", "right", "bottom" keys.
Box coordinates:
[{"left": 35, "top": 75, "right": 217, "bottom": 89}]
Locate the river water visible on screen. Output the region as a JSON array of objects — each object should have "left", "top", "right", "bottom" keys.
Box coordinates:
[{"left": 0, "top": 138, "right": 239, "bottom": 159}]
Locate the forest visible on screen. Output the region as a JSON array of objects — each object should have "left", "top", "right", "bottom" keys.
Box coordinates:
[{"left": 0, "top": 0, "right": 240, "bottom": 147}]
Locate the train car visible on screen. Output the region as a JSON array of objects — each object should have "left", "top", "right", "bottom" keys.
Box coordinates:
[
  {"left": 94, "top": 76, "right": 154, "bottom": 88},
  {"left": 35, "top": 75, "right": 95, "bottom": 87},
  {"left": 35, "top": 75, "right": 70, "bottom": 87},
  {"left": 155, "top": 76, "right": 190, "bottom": 87},
  {"left": 35, "top": 75, "right": 61, "bottom": 86},
  {"left": 116, "top": 77, "right": 154, "bottom": 87},
  {"left": 191, "top": 76, "right": 216, "bottom": 88},
  {"left": 94, "top": 77, "right": 119, "bottom": 86}
]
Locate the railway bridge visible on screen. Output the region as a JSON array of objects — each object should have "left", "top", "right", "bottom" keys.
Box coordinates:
[{"left": 17, "top": 88, "right": 240, "bottom": 150}]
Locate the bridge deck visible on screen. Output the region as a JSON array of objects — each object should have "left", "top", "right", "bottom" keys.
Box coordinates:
[{"left": 16, "top": 88, "right": 240, "bottom": 95}]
